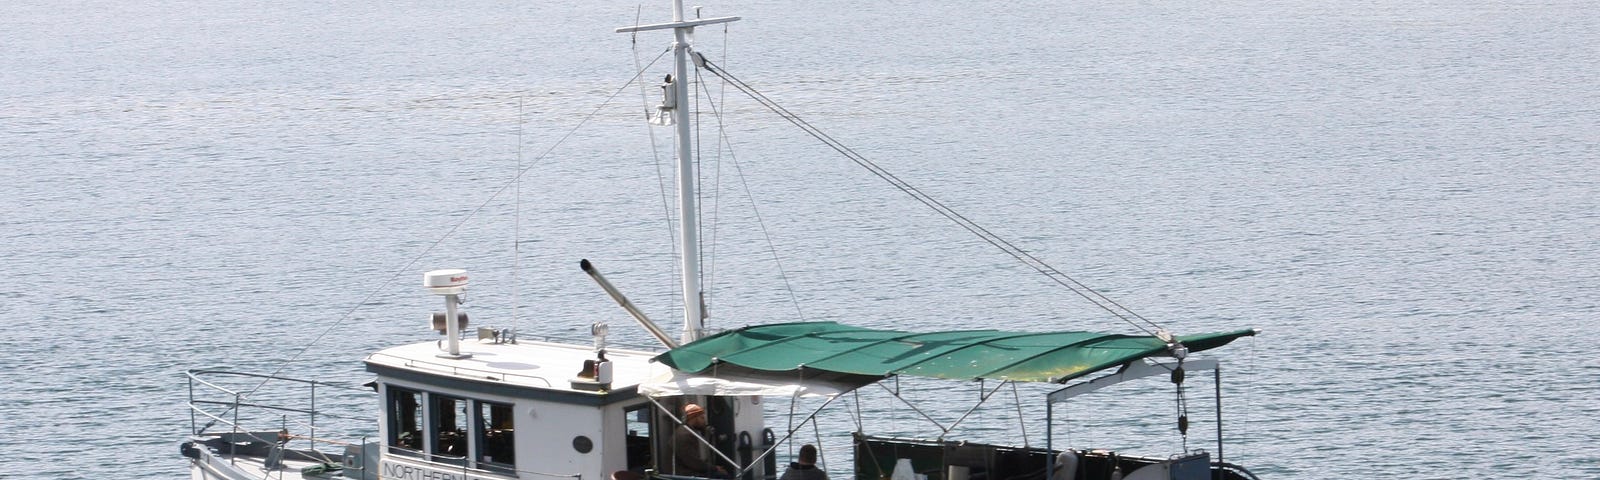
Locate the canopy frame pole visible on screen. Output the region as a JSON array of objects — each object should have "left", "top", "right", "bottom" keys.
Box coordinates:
[
  {"left": 1011, "top": 381, "right": 1030, "bottom": 448},
  {"left": 810, "top": 413, "right": 827, "bottom": 470},
  {"left": 644, "top": 395, "right": 746, "bottom": 472},
  {"left": 1045, "top": 400, "right": 1055, "bottom": 480},
  {"left": 742, "top": 394, "right": 842, "bottom": 478},
  {"left": 1048, "top": 359, "right": 1218, "bottom": 404},
  {"left": 850, "top": 389, "right": 864, "bottom": 433},
  {"left": 874, "top": 380, "right": 947, "bottom": 433},
  {"left": 1214, "top": 367, "right": 1225, "bottom": 467},
  {"left": 787, "top": 383, "right": 798, "bottom": 457},
  {"left": 936, "top": 380, "right": 1012, "bottom": 441},
  {"left": 644, "top": 394, "right": 841, "bottom": 478}
]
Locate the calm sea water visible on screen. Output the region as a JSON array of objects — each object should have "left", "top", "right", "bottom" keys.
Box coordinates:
[{"left": 3, "top": 0, "right": 1597, "bottom": 478}]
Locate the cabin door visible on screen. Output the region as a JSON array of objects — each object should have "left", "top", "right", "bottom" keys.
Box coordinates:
[{"left": 624, "top": 403, "right": 655, "bottom": 472}]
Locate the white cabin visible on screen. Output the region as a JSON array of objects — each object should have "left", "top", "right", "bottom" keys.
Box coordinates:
[{"left": 364, "top": 335, "right": 771, "bottom": 480}]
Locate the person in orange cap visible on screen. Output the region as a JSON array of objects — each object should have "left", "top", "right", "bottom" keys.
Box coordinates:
[{"left": 673, "top": 403, "right": 729, "bottom": 477}]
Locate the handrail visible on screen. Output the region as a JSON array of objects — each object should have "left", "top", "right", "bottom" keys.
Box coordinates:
[
  {"left": 185, "top": 369, "right": 366, "bottom": 456},
  {"left": 188, "top": 398, "right": 368, "bottom": 422},
  {"left": 189, "top": 398, "right": 317, "bottom": 416},
  {"left": 186, "top": 369, "right": 369, "bottom": 393}
]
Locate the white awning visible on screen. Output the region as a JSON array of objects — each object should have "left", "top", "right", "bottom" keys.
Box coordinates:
[{"left": 637, "top": 364, "right": 878, "bottom": 398}]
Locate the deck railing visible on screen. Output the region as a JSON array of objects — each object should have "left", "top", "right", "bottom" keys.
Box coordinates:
[{"left": 185, "top": 369, "right": 368, "bottom": 460}]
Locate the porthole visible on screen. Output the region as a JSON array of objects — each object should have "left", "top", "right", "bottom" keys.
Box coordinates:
[{"left": 573, "top": 435, "right": 594, "bottom": 453}]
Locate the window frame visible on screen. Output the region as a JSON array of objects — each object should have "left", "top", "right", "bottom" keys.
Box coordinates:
[
  {"left": 386, "top": 386, "right": 425, "bottom": 456},
  {"left": 382, "top": 383, "right": 518, "bottom": 473},
  {"left": 474, "top": 399, "right": 517, "bottom": 473},
  {"left": 429, "top": 393, "right": 469, "bottom": 465}
]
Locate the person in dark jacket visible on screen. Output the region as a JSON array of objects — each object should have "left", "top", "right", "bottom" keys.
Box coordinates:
[
  {"left": 673, "top": 403, "right": 729, "bottom": 477},
  {"left": 779, "top": 444, "right": 828, "bottom": 480}
]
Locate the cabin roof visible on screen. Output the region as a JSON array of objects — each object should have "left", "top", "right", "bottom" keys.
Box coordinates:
[{"left": 365, "top": 338, "right": 660, "bottom": 397}]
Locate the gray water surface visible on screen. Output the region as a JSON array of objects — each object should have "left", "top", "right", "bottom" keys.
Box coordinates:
[{"left": 3, "top": 1, "right": 1597, "bottom": 478}]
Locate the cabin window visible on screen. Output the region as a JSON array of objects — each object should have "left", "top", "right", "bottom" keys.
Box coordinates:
[
  {"left": 624, "top": 404, "right": 654, "bottom": 471},
  {"left": 476, "top": 400, "right": 516, "bottom": 471},
  {"left": 431, "top": 394, "right": 469, "bottom": 463},
  {"left": 387, "top": 387, "right": 423, "bottom": 452},
  {"left": 381, "top": 385, "right": 516, "bottom": 471}
]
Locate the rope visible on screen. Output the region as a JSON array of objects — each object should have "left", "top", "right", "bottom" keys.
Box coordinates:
[
  {"left": 1174, "top": 377, "right": 1190, "bottom": 453},
  {"left": 696, "top": 58, "right": 1169, "bottom": 337}
]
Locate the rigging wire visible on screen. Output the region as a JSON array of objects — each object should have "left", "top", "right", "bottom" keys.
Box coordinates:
[
  {"left": 696, "top": 58, "right": 1167, "bottom": 337},
  {"left": 236, "top": 48, "right": 671, "bottom": 401},
  {"left": 704, "top": 63, "right": 721, "bottom": 306},
  {"left": 705, "top": 22, "right": 733, "bottom": 311},
  {"left": 631, "top": 9, "right": 680, "bottom": 279},
  {"left": 513, "top": 96, "right": 523, "bottom": 330},
  {"left": 693, "top": 68, "right": 807, "bottom": 321},
  {"left": 693, "top": 65, "right": 708, "bottom": 313}
]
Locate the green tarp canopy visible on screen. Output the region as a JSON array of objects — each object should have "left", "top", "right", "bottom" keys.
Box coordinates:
[{"left": 650, "top": 321, "right": 1255, "bottom": 391}]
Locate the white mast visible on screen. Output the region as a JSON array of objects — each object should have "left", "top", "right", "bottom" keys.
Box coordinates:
[
  {"left": 667, "top": 0, "right": 701, "bottom": 346},
  {"left": 616, "top": 2, "right": 739, "bottom": 345}
]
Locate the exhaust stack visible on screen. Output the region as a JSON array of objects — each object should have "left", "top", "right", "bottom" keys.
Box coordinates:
[{"left": 580, "top": 259, "right": 679, "bottom": 349}]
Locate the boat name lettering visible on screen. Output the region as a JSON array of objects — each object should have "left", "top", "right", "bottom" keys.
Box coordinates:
[{"left": 382, "top": 460, "right": 475, "bottom": 480}]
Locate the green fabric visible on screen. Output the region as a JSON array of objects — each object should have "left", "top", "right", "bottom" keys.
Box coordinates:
[{"left": 654, "top": 321, "right": 1255, "bottom": 383}]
